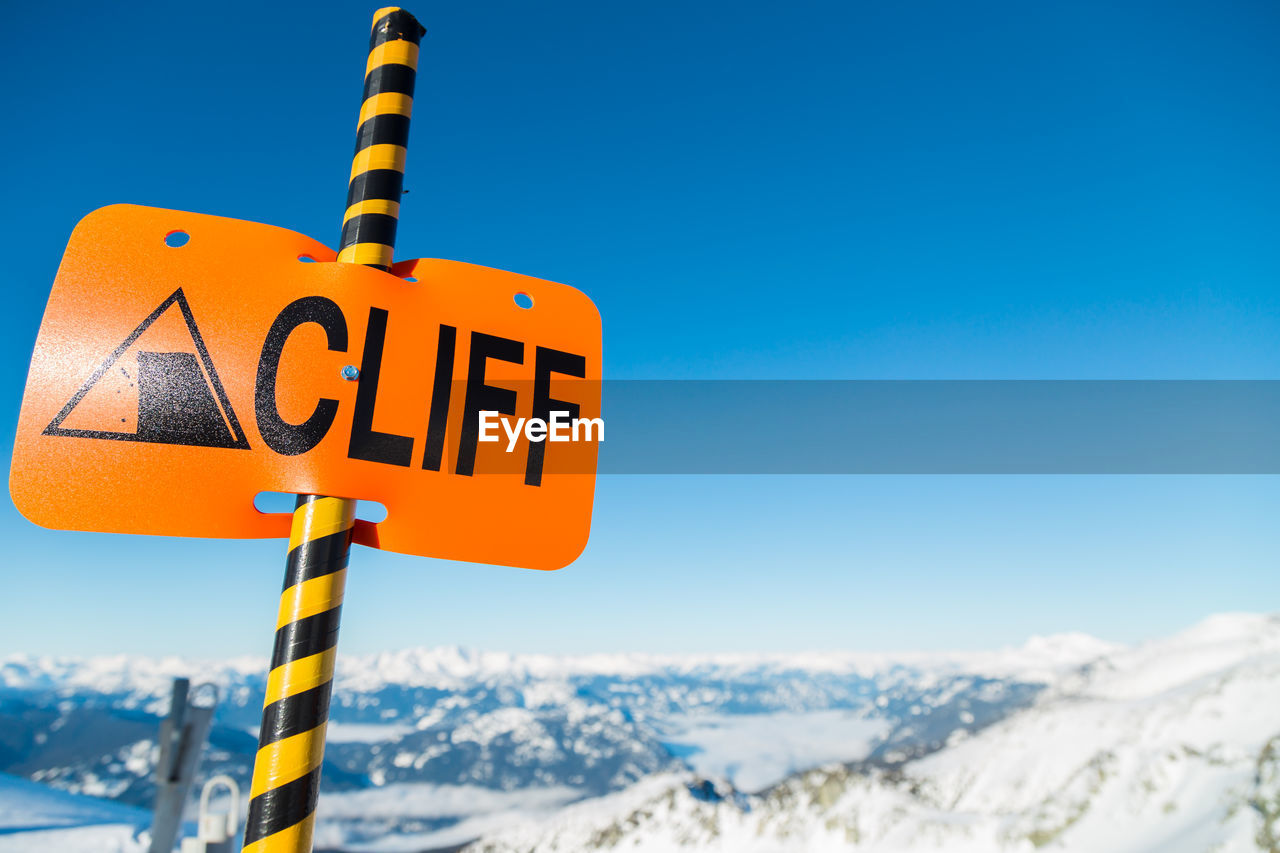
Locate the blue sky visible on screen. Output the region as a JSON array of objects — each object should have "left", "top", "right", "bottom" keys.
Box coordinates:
[{"left": 0, "top": 0, "right": 1276, "bottom": 657}]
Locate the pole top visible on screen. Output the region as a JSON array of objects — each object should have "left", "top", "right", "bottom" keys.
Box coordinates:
[{"left": 372, "top": 7, "right": 426, "bottom": 43}]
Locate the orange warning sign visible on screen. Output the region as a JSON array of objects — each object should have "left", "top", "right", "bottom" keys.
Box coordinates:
[{"left": 10, "top": 205, "right": 602, "bottom": 570}]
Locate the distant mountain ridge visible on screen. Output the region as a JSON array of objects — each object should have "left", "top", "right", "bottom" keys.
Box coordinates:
[
  {"left": 0, "top": 631, "right": 1114, "bottom": 808},
  {"left": 1, "top": 630, "right": 1121, "bottom": 699}
]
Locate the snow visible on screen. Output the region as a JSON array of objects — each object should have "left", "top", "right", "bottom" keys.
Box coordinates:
[
  {"left": 312, "top": 783, "right": 584, "bottom": 852},
  {"left": 324, "top": 722, "right": 417, "bottom": 744},
  {"left": 472, "top": 612, "right": 1280, "bottom": 853},
  {"left": 0, "top": 824, "right": 145, "bottom": 853},
  {"left": 3, "top": 612, "right": 1275, "bottom": 853},
  {"left": 0, "top": 772, "right": 147, "bottom": 853},
  {"left": 656, "top": 711, "right": 888, "bottom": 792}
]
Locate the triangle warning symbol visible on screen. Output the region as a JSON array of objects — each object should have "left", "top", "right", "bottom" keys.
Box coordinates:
[{"left": 44, "top": 289, "right": 250, "bottom": 449}]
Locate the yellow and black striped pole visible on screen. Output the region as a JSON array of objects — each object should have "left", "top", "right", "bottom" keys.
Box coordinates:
[
  {"left": 242, "top": 9, "right": 424, "bottom": 853},
  {"left": 338, "top": 7, "right": 425, "bottom": 270}
]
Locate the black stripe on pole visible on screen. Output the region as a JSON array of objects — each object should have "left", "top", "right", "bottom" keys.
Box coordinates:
[
  {"left": 270, "top": 607, "right": 344, "bottom": 664},
  {"left": 243, "top": 767, "right": 323, "bottom": 845},
  {"left": 340, "top": 213, "right": 399, "bottom": 250},
  {"left": 258, "top": 685, "right": 334, "bottom": 745},
  {"left": 363, "top": 63, "right": 417, "bottom": 98},
  {"left": 285, "top": 530, "right": 356, "bottom": 585},
  {"left": 347, "top": 169, "right": 407, "bottom": 206},
  {"left": 354, "top": 113, "right": 412, "bottom": 151}
]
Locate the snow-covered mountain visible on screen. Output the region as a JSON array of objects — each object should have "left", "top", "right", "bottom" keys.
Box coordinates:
[
  {"left": 0, "top": 638, "right": 1099, "bottom": 805},
  {"left": 469, "top": 612, "right": 1280, "bottom": 853},
  {"left": 3, "top": 614, "right": 1275, "bottom": 852},
  {"left": 0, "top": 631, "right": 1111, "bottom": 849}
]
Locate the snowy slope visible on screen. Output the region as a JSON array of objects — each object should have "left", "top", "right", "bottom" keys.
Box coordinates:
[
  {"left": 469, "top": 613, "right": 1280, "bottom": 853},
  {"left": 0, "top": 772, "right": 147, "bottom": 852}
]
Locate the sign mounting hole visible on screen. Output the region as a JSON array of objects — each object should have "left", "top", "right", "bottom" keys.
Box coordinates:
[
  {"left": 358, "top": 501, "right": 389, "bottom": 523},
  {"left": 252, "top": 491, "right": 387, "bottom": 523},
  {"left": 253, "top": 491, "right": 297, "bottom": 514},
  {"left": 297, "top": 254, "right": 316, "bottom": 263},
  {"left": 164, "top": 230, "right": 189, "bottom": 248},
  {"left": 514, "top": 292, "right": 534, "bottom": 309}
]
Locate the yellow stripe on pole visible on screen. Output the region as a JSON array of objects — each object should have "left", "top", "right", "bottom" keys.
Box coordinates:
[
  {"left": 343, "top": 198, "right": 401, "bottom": 225},
  {"left": 287, "top": 497, "right": 355, "bottom": 549},
  {"left": 365, "top": 39, "right": 419, "bottom": 75},
  {"left": 250, "top": 727, "right": 329, "bottom": 799},
  {"left": 349, "top": 144, "right": 407, "bottom": 180},
  {"left": 263, "top": 648, "right": 338, "bottom": 706},
  {"left": 358, "top": 92, "right": 413, "bottom": 126},
  {"left": 276, "top": 573, "right": 346, "bottom": 629},
  {"left": 336, "top": 243, "right": 395, "bottom": 266}
]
